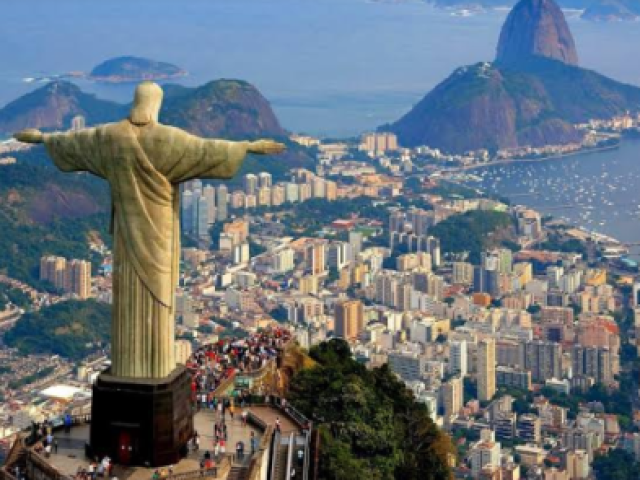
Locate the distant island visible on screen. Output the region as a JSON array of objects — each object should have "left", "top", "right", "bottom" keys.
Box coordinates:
[
  {"left": 88, "top": 56, "right": 188, "bottom": 83},
  {"left": 22, "top": 56, "right": 188, "bottom": 85},
  {"left": 432, "top": 0, "right": 640, "bottom": 21},
  {"left": 582, "top": 0, "right": 640, "bottom": 21}
]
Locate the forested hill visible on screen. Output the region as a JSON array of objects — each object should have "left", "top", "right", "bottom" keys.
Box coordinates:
[
  {"left": 288, "top": 339, "right": 455, "bottom": 479},
  {"left": 4, "top": 300, "right": 110, "bottom": 360},
  {"left": 0, "top": 161, "right": 110, "bottom": 289}
]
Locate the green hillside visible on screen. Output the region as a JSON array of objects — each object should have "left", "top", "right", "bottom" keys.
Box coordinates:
[
  {"left": 4, "top": 300, "right": 111, "bottom": 360},
  {"left": 0, "top": 162, "right": 110, "bottom": 289},
  {"left": 387, "top": 59, "right": 640, "bottom": 153},
  {"left": 288, "top": 339, "right": 454, "bottom": 479}
]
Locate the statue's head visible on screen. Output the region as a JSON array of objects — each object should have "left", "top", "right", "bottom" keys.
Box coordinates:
[{"left": 129, "top": 81, "right": 164, "bottom": 125}]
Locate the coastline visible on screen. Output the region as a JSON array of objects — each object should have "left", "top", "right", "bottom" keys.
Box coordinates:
[
  {"left": 445, "top": 140, "right": 640, "bottom": 253},
  {"left": 450, "top": 142, "right": 620, "bottom": 172}
]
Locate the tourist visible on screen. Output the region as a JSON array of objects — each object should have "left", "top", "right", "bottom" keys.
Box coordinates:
[
  {"left": 88, "top": 463, "right": 95, "bottom": 480},
  {"left": 229, "top": 403, "right": 235, "bottom": 421},
  {"left": 250, "top": 432, "right": 257, "bottom": 455},
  {"left": 44, "top": 443, "right": 51, "bottom": 458},
  {"left": 241, "top": 409, "right": 248, "bottom": 427},
  {"left": 219, "top": 438, "right": 226, "bottom": 455},
  {"left": 53, "top": 439, "right": 58, "bottom": 454},
  {"left": 105, "top": 460, "right": 112, "bottom": 477},
  {"left": 64, "top": 414, "right": 72, "bottom": 433},
  {"left": 214, "top": 441, "right": 220, "bottom": 459},
  {"left": 96, "top": 462, "right": 105, "bottom": 478},
  {"left": 151, "top": 470, "right": 160, "bottom": 480},
  {"left": 193, "top": 433, "right": 200, "bottom": 452},
  {"left": 275, "top": 417, "right": 281, "bottom": 433}
]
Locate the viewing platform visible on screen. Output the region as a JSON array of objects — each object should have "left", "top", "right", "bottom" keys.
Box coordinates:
[
  {"left": 2, "top": 399, "right": 309, "bottom": 480},
  {"left": 2, "top": 328, "right": 315, "bottom": 480}
]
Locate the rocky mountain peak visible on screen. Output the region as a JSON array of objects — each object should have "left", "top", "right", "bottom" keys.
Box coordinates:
[{"left": 496, "top": 0, "right": 579, "bottom": 66}]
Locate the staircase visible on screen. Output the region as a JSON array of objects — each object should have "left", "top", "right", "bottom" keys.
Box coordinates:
[
  {"left": 3, "top": 435, "right": 28, "bottom": 473},
  {"left": 227, "top": 466, "right": 247, "bottom": 480}
]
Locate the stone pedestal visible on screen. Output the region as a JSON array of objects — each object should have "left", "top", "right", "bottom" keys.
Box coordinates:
[{"left": 89, "top": 366, "right": 194, "bottom": 467}]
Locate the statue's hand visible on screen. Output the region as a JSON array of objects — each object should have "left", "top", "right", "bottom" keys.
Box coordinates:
[
  {"left": 14, "top": 129, "right": 44, "bottom": 144},
  {"left": 247, "top": 139, "right": 286, "bottom": 155}
]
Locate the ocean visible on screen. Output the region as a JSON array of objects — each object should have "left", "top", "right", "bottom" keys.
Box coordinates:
[
  {"left": 465, "top": 139, "right": 640, "bottom": 250},
  {"left": 4, "top": 0, "right": 640, "bottom": 243},
  {"left": 1, "top": 0, "right": 640, "bottom": 136}
]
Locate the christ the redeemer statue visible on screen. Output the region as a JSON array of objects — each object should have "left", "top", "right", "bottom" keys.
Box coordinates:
[{"left": 15, "top": 81, "right": 285, "bottom": 379}]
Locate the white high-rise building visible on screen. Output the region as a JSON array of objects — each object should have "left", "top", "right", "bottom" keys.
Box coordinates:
[
  {"left": 196, "top": 195, "right": 210, "bottom": 239},
  {"left": 203, "top": 185, "right": 216, "bottom": 224},
  {"left": 441, "top": 376, "right": 464, "bottom": 420},
  {"left": 470, "top": 430, "right": 501, "bottom": 477},
  {"left": 217, "top": 184, "right": 228, "bottom": 221},
  {"left": 449, "top": 340, "right": 468, "bottom": 377},
  {"left": 233, "top": 242, "right": 250, "bottom": 265},
  {"left": 181, "top": 189, "right": 194, "bottom": 234},
  {"left": 478, "top": 338, "right": 496, "bottom": 402},
  {"left": 273, "top": 248, "right": 295, "bottom": 273},
  {"left": 327, "top": 242, "right": 350, "bottom": 271},
  {"left": 191, "top": 179, "right": 203, "bottom": 197},
  {"left": 349, "top": 231, "right": 363, "bottom": 262},
  {"left": 285, "top": 183, "right": 299, "bottom": 203},
  {"left": 244, "top": 174, "right": 258, "bottom": 195},
  {"left": 258, "top": 172, "right": 272, "bottom": 188}
]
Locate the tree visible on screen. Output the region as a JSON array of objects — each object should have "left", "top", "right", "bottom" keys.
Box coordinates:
[
  {"left": 526, "top": 305, "right": 541, "bottom": 315},
  {"left": 429, "top": 210, "right": 512, "bottom": 262},
  {"left": 4, "top": 300, "right": 110, "bottom": 360},
  {"left": 288, "top": 339, "right": 454, "bottom": 479},
  {"left": 593, "top": 449, "right": 640, "bottom": 480}
]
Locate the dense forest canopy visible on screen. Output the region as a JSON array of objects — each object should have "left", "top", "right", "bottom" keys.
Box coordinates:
[
  {"left": 4, "top": 300, "right": 110, "bottom": 360},
  {"left": 288, "top": 339, "right": 454, "bottom": 480}
]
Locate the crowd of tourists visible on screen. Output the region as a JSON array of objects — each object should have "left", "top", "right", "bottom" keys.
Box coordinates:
[
  {"left": 29, "top": 419, "right": 59, "bottom": 458},
  {"left": 74, "top": 457, "right": 113, "bottom": 480},
  {"left": 187, "top": 327, "right": 291, "bottom": 398},
  {"left": 184, "top": 328, "right": 291, "bottom": 469}
]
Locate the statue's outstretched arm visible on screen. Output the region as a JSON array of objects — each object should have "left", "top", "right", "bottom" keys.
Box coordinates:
[
  {"left": 15, "top": 127, "right": 106, "bottom": 179},
  {"left": 246, "top": 139, "right": 286, "bottom": 155},
  {"left": 14, "top": 128, "right": 46, "bottom": 144},
  {"left": 160, "top": 125, "right": 286, "bottom": 183}
]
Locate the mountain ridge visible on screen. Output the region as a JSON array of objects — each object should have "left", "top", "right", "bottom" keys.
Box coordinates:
[
  {"left": 496, "top": 0, "right": 579, "bottom": 66},
  {"left": 0, "top": 82, "right": 124, "bottom": 133},
  {"left": 0, "top": 78, "right": 289, "bottom": 141},
  {"left": 386, "top": 0, "right": 640, "bottom": 153}
]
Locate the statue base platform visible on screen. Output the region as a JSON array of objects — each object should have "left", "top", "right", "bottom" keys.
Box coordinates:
[{"left": 89, "top": 366, "right": 194, "bottom": 467}]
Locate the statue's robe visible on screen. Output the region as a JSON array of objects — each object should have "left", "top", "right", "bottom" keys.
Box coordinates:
[{"left": 45, "top": 120, "right": 248, "bottom": 378}]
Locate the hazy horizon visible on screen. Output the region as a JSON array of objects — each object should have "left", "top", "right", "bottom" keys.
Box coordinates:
[{"left": 2, "top": 0, "right": 640, "bottom": 136}]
